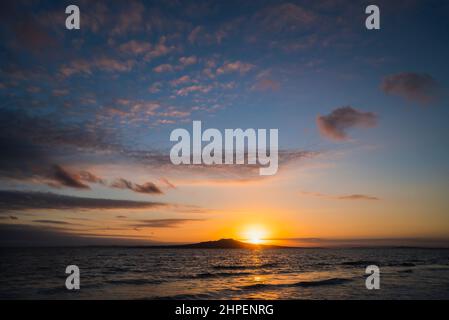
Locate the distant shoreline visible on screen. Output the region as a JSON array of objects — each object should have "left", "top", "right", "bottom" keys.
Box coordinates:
[{"left": 2, "top": 237, "right": 449, "bottom": 251}]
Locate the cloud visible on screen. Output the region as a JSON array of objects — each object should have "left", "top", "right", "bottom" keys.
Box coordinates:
[
  {"left": 145, "top": 40, "right": 175, "bottom": 60},
  {"left": 0, "top": 112, "right": 112, "bottom": 189},
  {"left": 118, "top": 37, "right": 175, "bottom": 60},
  {"left": 153, "top": 64, "right": 174, "bottom": 73},
  {"left": 179, "top": 56, "right": 197, "bottom": 66},
  {"left": 131, "top": 219, "right": 204, "bottom": 228},
  {"left": 78, "top": 171, "right": 106, "bottom": 185},
  {"left": 158, "top": 110, "right": 190, "bottom": 118},
  {"left": 381, "top": 72, "right": 439, "bottom": 104},
  {"left": 216, "top": 61, "right": 254, "bottom": 75},
  {"left": 119, "top": 40, "right": 151, "bottom": 55},
  {"left": 300, "top": 191, "right": 380, "bottom": 201},
  {"left": 188, "top": 26, "right": 203, "bottom": 44},
  {"left": 33, "top": 220, "right": 76, "bottom": 225},
  {"left": 0, "top": 109, "right": 114, "bottom": 152},
  {"left": 125, "top": 149, "right": 320, "bottom": 183},
  {"left": 60, "top": 57, "right": 134, "bottom": 77},
  {"left": 110, "top": 1, "right": 145, "bottom": 36},
  {"left": 253, "top": 3, "right": 317, "bottom": 33},
  {"left": 316, "top": 106, "right": 378, "bottom": 141},
  {"left": 176, "top": 84, "right": 213, "bottom": 96},
  {"left": 159, "top": 178, "right": 176, "bottom": 189},
  {"left": 170, "top": 75, "right": 193, "bottom": 86},
  {"left": 52, "top": 165, "right": 90, "bottom": 189},
  {"left": 268, "top": 236, "right": 449, "bottom": 248},
  {"left": 148, "top": 82, "right": 163, "bottom": 93},
  {"left": 251, "top": 78, "right": 280, "bottom": 91},
  {"left": 338, "top": 194, "right": 379, "bottom": 201},
  {"left": 110, "top": 178, "right": 163, "bottom": 195},
  {"left": 0, "top": 223, "right": 162, "bottom": 247},
  {"left": 0, "top": 190, "right": 165, "bottom": 213}
]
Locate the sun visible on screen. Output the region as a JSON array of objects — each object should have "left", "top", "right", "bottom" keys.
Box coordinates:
[{"left": 243, "top": 226, "right": 267, "bottom": 245}]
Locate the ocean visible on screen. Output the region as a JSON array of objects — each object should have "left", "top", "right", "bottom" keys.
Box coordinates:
[{"left": 1, "top": 247, "right": 448, "bottom": 299}]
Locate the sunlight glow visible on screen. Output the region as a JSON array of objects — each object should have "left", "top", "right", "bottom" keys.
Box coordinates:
[{"left": 244, "top": 226, "right": 267, "bottom": 244}]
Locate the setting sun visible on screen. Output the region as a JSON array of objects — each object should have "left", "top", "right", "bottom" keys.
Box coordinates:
[{"left": 243, "top": 226, "right": 268, "bottom": 244}]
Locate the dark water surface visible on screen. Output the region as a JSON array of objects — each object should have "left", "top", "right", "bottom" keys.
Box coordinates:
[{"left": 1, "top": 247, "right": 449, "bottom": 299}]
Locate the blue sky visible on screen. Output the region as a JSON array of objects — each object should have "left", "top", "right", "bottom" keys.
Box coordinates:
[{"left": 0, "top": 0, "right": 448, "bottom": 246}]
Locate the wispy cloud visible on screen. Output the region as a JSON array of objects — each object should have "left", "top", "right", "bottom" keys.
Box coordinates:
[
  {"left": 0, "top": 224, "right": 161, "bottom": 247},
  {"left": 60, "top": 57, "right": 135, "bottom": 78},
  {"left": 0, "top": 190, "right": 166, "bottom": 213},
  {"left": 110, "top": 178, "right": 163, "bottom": 195},
  {"left": 300, "top": 191, "right": 379, "bottom": 201},
  {"left": 216, "top": 61, "right": 254, "bottom": 75},
  {"left": 251, "top": 78, "right": 280, "bottom": 92},
  {"left": 131, "top": 219, "right": 204, "bottom": 228}
]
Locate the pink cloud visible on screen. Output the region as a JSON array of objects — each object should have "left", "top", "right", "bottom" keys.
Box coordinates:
[
  {"left": 153, "top": 64, "right": 174, "bottom": 73},
  {"left": 170, "top": 75, "right": 194, "bottom": 86},
  {"left": 119, "top": 40, "right": 151, "bottom": 55},
  {"left": 216, "top": 61, "right": 254, "bottom": 75},
  {"left": 60, "top": 57, "right": 134, "bottom": 77},
  {"left": 179, "top": 56, "right": 198, "bottom": 66},
  {"left": 176, "top": 85, "right": 212, "bottom": 96}
]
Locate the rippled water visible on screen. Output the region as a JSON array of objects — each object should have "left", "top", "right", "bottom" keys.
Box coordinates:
[{"left": 1, "top": 247, "right": 448, "bottom": 299}]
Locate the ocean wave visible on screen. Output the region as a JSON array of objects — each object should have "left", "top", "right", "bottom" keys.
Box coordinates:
[
  {"left": 195, "top": 271, "right": 253, "bottom": 279},
  {"left": 153, "top": 292, "right": 216, "bottom": 300},
  {"left": 106, "top": 278, "right": 165, "bottom": 286},
  {"left": 341, "top": 260, "right": 378, "bottom": 266},
  {"left": 292, "top": 278, "right": 353, "bottom": 287},
  {"left": 398, "top": 269, "right": 413, "bottom": 273},
  {"left": 212, "top": 262, "right": 278, "bottom": 270},
  {"left": 388, "top": 262, "right": 416, "bottom": 267},
  {"left": 241, "top": 277, "right": 353, "bottom": 291},
  {"left": 343, "top": 260, "right": 418, "bottom": 268}
]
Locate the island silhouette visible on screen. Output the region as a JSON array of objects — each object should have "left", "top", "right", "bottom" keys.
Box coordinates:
[{"left": 152, "top": 238, "right": 287, "bottom": 249}]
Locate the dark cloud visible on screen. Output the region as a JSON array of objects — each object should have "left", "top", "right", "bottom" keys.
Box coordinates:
[
  {"left": 0, "top": 223, "right": 162, "bottom": 247},
  {"left": 0, "top": 108, "right": 116, "bottom": 151},
  {"left": 0, "top": 108, "right": 118, "bottom": 188},
  {"left": 381, "top": 72, "right": 439, "bottom": 104},
  {"left": 78, "top": 171, "right": 106, "bottom": 184},
  {"left": 316, "top": 106, "right": 378, "bottom": 141},
  {"left": 131, "top": 219, "right": 204, "bottom": 228},
  {"left": 33, "top": 219, "right": 77, "bottom": 225},
  {"left": 0, "top": 190, "right": 165, "bottom": 213},
  {"left": 111, "top": 178, "right": 163, "bottom": 195},
  {"left": 52, "top": 165, "right": 90, "bottom": 189}
]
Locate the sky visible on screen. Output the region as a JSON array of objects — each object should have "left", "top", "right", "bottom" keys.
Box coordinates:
[{"left": 1, "top": 0, "right": 449, "bottom": 247}]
